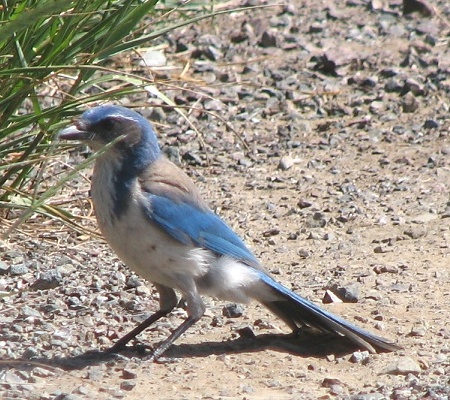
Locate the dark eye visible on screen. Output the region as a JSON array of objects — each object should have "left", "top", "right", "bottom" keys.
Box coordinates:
[{"left": 98, "top": 117, "right": 118, "bottom": 131}]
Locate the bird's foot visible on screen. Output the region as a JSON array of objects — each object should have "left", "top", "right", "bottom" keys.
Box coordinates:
[
  {"left": 142, "top": 354, "right": 181, "bottom": 364},
  {"left": 107, "top": 342, "right": 151, "bottom": 356}
]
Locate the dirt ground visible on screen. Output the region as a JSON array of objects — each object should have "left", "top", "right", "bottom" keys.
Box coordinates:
[{"left": 1, "top": 1, "right": 450, "bottom": 399}]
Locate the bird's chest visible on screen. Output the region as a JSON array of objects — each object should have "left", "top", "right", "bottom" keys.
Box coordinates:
[
  {"left": 90, "top": 161, "right": 206, "bottom": 286},
  {"left": 91, "top": 160, "right": 147, "bottom": 254}
]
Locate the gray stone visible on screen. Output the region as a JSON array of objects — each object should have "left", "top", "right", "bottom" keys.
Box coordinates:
[{"left": 381, "top": 357, "right": 422, "bottom": 375}]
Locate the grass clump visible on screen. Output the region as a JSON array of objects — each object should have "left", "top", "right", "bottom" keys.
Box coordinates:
[{"left": 0, "top": 0, "right": 231, "bottom": 237}]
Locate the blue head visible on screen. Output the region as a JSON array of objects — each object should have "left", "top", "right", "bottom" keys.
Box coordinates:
[{"left": 60, "top": 104, "right": 161, "bottom": 172}]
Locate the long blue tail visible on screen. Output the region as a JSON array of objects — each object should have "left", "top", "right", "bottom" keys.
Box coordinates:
[{"left": 257, "top": 273, "right": 400, "bottom": 353}]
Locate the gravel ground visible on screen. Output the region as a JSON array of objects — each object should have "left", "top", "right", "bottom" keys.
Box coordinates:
[{"left": 1, "top": 1, "right": 450, "bottom": 399}]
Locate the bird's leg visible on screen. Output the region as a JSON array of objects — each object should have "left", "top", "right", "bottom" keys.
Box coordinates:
[
  {"left": 108, "top": 285, "right": 177, "bottom": 353},
  {"left": 150, "top": 282, "right": 205, "bottom": 361},
  {"left": 150, "top": 315, "right": 200, "bottom": 361},
  {"left": 108, "top": 309, "right": 169, "bottom": 353}
]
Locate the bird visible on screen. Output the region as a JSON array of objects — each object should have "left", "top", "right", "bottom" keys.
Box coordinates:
[{"left": 59, "top": 104, "right": 400, "bottom": 360}]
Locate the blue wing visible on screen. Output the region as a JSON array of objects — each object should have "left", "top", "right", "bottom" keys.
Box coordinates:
[{"left": 142, "top": 195, "right": 259, "bottom": 267}]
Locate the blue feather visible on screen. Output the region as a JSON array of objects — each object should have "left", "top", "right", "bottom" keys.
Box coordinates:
[{"left": 143, "top": 195, "right": 259, "bottom": 266}]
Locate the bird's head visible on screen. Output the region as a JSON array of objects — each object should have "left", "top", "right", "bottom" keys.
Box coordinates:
[{"left": 59, "top": 105, "right": 161, "bottom": 167}]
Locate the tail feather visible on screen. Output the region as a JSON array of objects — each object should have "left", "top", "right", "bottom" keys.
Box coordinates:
[{"left": 258, "top": 274, "right": 401, "bottom": 353}]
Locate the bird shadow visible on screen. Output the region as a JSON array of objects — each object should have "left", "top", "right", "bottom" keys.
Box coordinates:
[{"left": 0, "top": 332, "right": 363, "bottom": 372}]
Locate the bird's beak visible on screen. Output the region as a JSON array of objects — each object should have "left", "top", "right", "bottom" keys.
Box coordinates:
[{"left": 58, "top": 121, "right": 91, "bottom": 141}]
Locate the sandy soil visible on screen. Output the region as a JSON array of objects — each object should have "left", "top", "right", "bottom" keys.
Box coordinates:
[{"left": 1, "top": 1, "right": 449, "bottom": 399}]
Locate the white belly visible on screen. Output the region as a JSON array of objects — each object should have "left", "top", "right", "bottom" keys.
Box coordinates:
[{"left": 101, "top": 204, "right": 210, "bottom": 289}]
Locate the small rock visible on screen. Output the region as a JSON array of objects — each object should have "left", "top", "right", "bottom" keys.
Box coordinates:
[
  {"left": 139, "top": 50, "right": 167, "bottom": 67},
  {"left": 278, "top": 155, "right": 295, "bottom": 170},
  {"left": 148, "top": 107, "right": 166, "bottom": 123},
  {"left": 223, "top": 303, "right": 244, "bottom": 318},
  {"left": 385, "top": 78, "right": 403, "bottom": 92},
  {"left": 350, "top": 351, "right": 370, "bottom": 364},
  {"left": 323, "top": 232, "right": 336, "bottom": 241},
  {"left": 237, "top": 326, "right": 256, "bottom": 339},
  {"left": 305, "top": 212, "right": 327, "bottom": 228},
  {"left": 32, "top": 367, "right": 55, "bottom": 378},
  {"left": 297, "top": 199, "right": 313, "bottom": 209},
  {"left": 238, "top": 157, "right": 253, "bottom": 167},
  {"left": 60, "top": 394, "right": 82, "bottom": 400},
  {"left": 136, "top": 285, "right": 150, "bottom": 296},
  {"left": 403, "top": 78, "right": 425, "bottom": 96},
  {"left": 122, "top": 369, "right": 138, "bottom": 379},
  {"left": 373, "top": 246, "right": 392, "bottom": 254},
  {"left": 241, "top": 385, "right": 254, "bottom": 394},
  {"left": 325, "top": 354, "right": 335, "bottom": 362},
  {"left": 86, "top": 368, "right": 103, "bottom": 381},
  {"left": 120, "top": 380, "right": 136, "bottom": 391},
  {"left": 126, "top": 276, "right": 142, "bottom": 288},
  {"left": 19, "top": 305, "right": 42, "bottom": 319},
  {"left": 254, "top": 319, "right": 276, "bottom": 330},
  {"left": 0, "top": 261, "right": 9, "bottom": 274},
  {"left": 322, "top": 377, "right": 343, "bottom": 388},
  {"left": 259, "top": 30, "right": 278, "bottom": 47},
  {"left": 423, "top": 119, "right": 438, "bottom": 129},
  {"left": 262, "top": 228, "right": 280, "bottom": 237},
  {"left": 382, "top": 357, "right": 422, "bottom": 375},
  {"left": 410, "top": 325, "right": 427, "bottom": 337},
  {"left": 322, "top": 290, "right": 343, "bottom": 304},
  {"left": 404, "top": 226, "right": 427, "bottom": 239},
  {"left": 22, "top": 347, "right": 39, "bottom": 359},
  {"left": 10, "top": 264, "right": 29, "bottom": 276},
  {"left": 30, "top": 270, "right": 63, "bottom": 291},
  {"left": 373, "top": 265, "right": 399, "bottom": 274},
  {"left": 411, "top": 213, "right": 438, "bottom": 223},
  {"left": 265, "top": 379, "right": 281, "bottom": 388},
  {"left": 350, "top": 393, "right": 385, "bottom": 400},
  {"left": 76, "top": 386, "right": 90, "bottom": 395},
  {"left": 403, "top": 0, "right": 434, "bottom": 16},
  {"left": 298, "top": 249, "right": 310, "bottom": 258},
  {"left": 331, "top": 283, "right": 361, "bottom": 303},
  {"left": 401, "top": 92, "right": 419, "bottom": 113}
]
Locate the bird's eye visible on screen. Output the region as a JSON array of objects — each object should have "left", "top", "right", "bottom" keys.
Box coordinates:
[{"left": 99, "top": 118, "right": 117, "bottom": 131}]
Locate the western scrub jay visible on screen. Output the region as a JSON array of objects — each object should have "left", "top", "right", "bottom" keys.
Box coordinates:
[{"left": 59, "top": 104, "right": 400, "bottom": 360}]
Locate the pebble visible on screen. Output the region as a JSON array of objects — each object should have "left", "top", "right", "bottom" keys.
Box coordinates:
[
  {"left": 410, "top": 325, "right": 427, "bottom": 337},
  {"left": 404, "top": 226, "right": 427, "bottom": 239},
  {"left": 122, "top": 369, "right": 138, "bottom": 379},
  {"left": 86, "top": 368, "right": 103, "bottom": 381},
  {"left": 222, "top": 303, "right": 244, "bottom": 318},
  {"left": 350, "top": 393, "right": 385, "bottom": 400},
  {"left": 241, "top": 384, "right": 254, "bottom": 394},
  {"left": 322, "top": 290, "right": 343, "bottom": 304},
  {"left": 19, "top": 305, "right": 42, "bottom": 319},
  {"left": 0, "top": 260, "right": 9, "bottom": 274},
  {"left": 401, "top": 92, "right": 419, "bottom": 113},
  {"left": 10, "top": 263, "right": 29, "bottom": 276},
  {"left": 32, "top": 367, "right": 55, "bottom": 378},
  {"left": 30, "top": 269, "right": 63, "bottom": 290},
  {"left": 350, "top": 351, "right": 370, "bottom": 364},
  {"left": 278, "top": 155, "right": 295, "bottom": 170},
  {"left": 138, "top": 50, "right": 167, "bottom": 67},
  {"left": 330, "top": 283, "right": 361, "bottom": 303},
  {"left": 120, "top": 380, "right": 136, "bottom": 391},
  {"left": 259, "top": 30, "right": 278, "bottom": 47},
  {"left": 305, "top": 212, "right": 327, "bottom": 228},
  {"left": 423, "top": 119, "right": 438, "bottom": 129},
  {"left": 322, "top": 378, "right": 344, "bottom": 389},
  {"left": 382, "top": 357, "right": 422, "bottom": 375}
]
